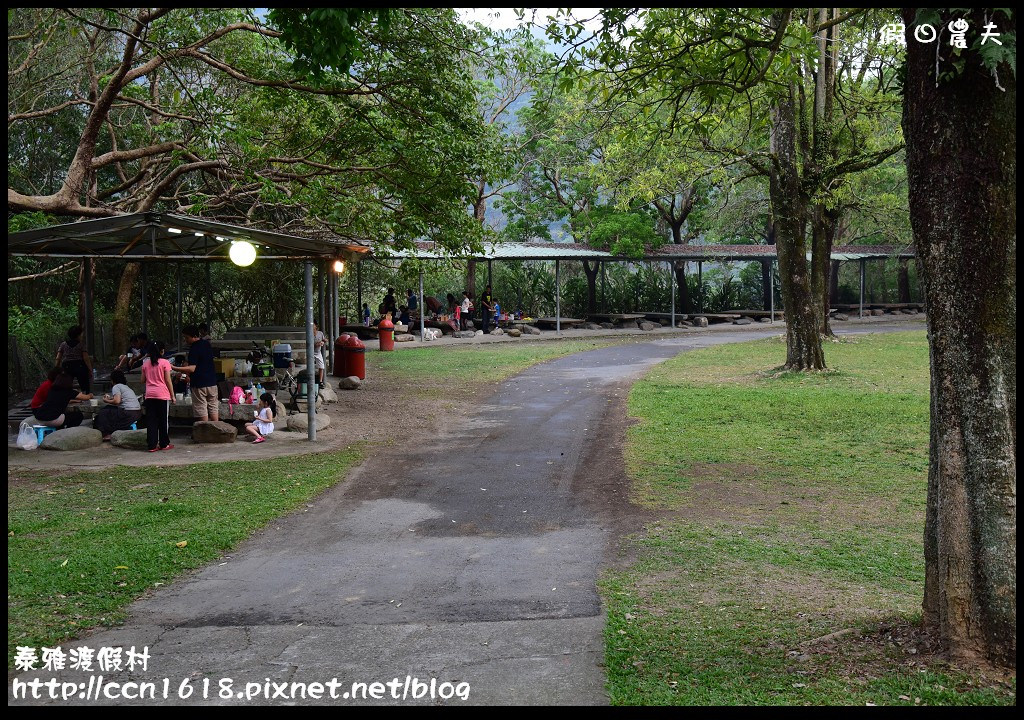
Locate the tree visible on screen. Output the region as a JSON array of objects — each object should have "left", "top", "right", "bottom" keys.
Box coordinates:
[
  {"left": 902, "top": 7, "right": 1015, "bottom": 668},
  {"left": 541, "top": 8, "right": 904, "bottom": 368},
  {"left": 9, "top": 8, "right": 484, "bottom": 345},
  {"left": 465, "top": 27, "right": 549, "bottom": 297}
]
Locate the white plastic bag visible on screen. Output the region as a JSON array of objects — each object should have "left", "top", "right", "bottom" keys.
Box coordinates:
[{"left": 17, "top": 419, "right": 39, "bottom": 451}]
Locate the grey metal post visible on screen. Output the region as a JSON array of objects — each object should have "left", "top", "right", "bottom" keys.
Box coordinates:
[
  {"left": 697, "top": 261, "right": 703, "bottom": 314},
  {"left": 205, "top": 261, "right": 212, "bottom": 330},
  {"left": 670, "top": 261, "right": 675, "bottom": 328},
  {"left": 770, "top": 261, "right": 775, "bottom": 323},
  {"left": 327, "top": 270, "right": 335, "bottom": 374},
  {"left": 555, "top": 259, "right": 561, "bottom": 335},
  {"left": 318, "top": 262, "right": 326, "bottom": 331},
  {"left": 419, "top": 267, "right": 425, "bottom": 340},
  {"left": 859, "top": 258, "right": 866, "bottom": 319},
  {"left": 601, "top": 261, "right": 606, "bottom": 312},
  {"left": 487, "top": 259, "right": 493, "bottom": 288},
  {"left": 84, "top": 258, "right": 94, "bottom": 357},
  {"left": 305, "top": 260, "right": 316, "bottom": 441},
  {"left": 356, "top": 261, "right": 362, "bottom": 314},
  {"left": 140, "top": 262, "right": 148, "bottom": 335},
  {"left": 176, "top": 262, "right": 182, "bottom": 344}
]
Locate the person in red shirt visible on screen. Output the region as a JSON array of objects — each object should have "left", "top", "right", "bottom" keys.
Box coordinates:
[{"left": 30, "top": 367, "right": 61, "bottom": 409}]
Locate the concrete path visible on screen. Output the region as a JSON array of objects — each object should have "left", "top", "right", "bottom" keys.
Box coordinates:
[{"left": 9, "top": 324, "right": 920, "bottom": 706}]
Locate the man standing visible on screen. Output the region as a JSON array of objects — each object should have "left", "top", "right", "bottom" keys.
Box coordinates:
[
  {"left": 177, "top": 325, "right": 219, "bottom": 422},
  {"left": 480, "top": 285, "right": 494, "bottom": 334}
]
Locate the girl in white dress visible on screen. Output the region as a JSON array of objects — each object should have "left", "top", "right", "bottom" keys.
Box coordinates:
[{"left": 244, "top": 392, "right": 277, "bottom": 443}]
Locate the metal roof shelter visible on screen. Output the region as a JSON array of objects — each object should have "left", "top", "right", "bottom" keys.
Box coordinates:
[
  {"left": 8, "top": 213, "right": 371, "bottom": 441},
  {"left": 376, "top": 240, "right": 916, "bottom": 333}
]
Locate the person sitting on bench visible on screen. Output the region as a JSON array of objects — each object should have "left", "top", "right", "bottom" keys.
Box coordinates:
[{"left": 32, "top": 371, "right": 91, "bottom": 429}]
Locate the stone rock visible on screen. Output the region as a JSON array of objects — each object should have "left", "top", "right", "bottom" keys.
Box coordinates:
[
  {"left": 733, "top": 318, "right": 753, "bottom": 326},
  {"left": 110, "top": 429, "right": 148, "bottom": 450},
  {"left": 475, "top": 330, "right": 484, "bottom": 336},
  {"left": 395, "top": 333, "right": 415, "bottom": 342},
  {"left": 901, "top": 308, "right": 916, "bottom": 315},
  {"left": 678, "top": 321, "right": 691, "bottom": 328},
  {"left": 758, "top": 317, "right": 773, "bottom": 324},
  {"left": 39, "top": 426, "right": 102, "bottom": 451},
  {"left": 506, "top": 328, "right": 522, "bottom": 337},
  {"left": 394, "top": 324, "right": 409, "bottom": 333},
  {"left": 338, "top": 376, "right": 362, "bottom": 390},
  {"left": 465, "top": 320, "right": 475, "bottom": 329},
  {"left": 639, "top": 321, "right": 657, "bottom": 331},
  {"left": 694, "top": 317, "right": 709, "bottom": 328},
  {"left": 527, "top": 325, "right": 542, "bottom": 335},
  {"left": 908, "top": 308, "right": 920, "bottom": 314},
  {"left": 286, "top": 412, "right": 331, "bottom": 432},
  {"left": 583, "top": 322, "right": 602, "bottom": 330},
  {"left": 833, "top": 313, "right": 850, "bottom": 321},
  {"left": 318, "top": 383, "right": 338, "bottom": 403},
  {"left": 192, "top": 420, "right": 238, "bottom": 444},
  {"left": 599, "top": 322, "right": 615, "bottom": 329},
  {"left": 871, "top": 309, "right": 885, "bottom": 316},
  {"left": 491, "top": 327, "right": 504, "bottom": 336}
]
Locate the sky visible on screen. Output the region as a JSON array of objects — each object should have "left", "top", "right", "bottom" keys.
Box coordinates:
[{"left": 457, "top": 7, "right": 602, "bottom": 31}]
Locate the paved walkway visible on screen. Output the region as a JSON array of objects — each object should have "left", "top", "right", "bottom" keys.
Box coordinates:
[{"left": 9, "top": 323, "right": 922, "bottom": 706}]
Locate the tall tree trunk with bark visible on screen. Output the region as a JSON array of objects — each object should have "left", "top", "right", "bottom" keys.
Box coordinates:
[
  {"left": 112, "top": 262, "right": 141, "bottom": 352},
  {"left": 897, "top": 258, "right": 911, "bottom": 303},
  {"left": 770, "top": 90, "right": 825, "bottom": 370},
  {"left": 582, "top": 260, "right": 599, "bottom": 316},
  {"left": 902, "top": 7, "right": 1015, "bottom": 668}
]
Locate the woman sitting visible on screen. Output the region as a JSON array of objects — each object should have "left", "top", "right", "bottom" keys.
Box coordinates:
[
  {"left": 94, "top": 370, "right": 143, "bottom": 440},
  {"left": 32, "top": 371, "right": 92, "bottom": 429},
  {"left": 30, "top": 367, "right": 61, "bottom": 410}
]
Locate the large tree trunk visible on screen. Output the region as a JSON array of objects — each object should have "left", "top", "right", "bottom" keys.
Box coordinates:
[
  {"left": 903, "top": 7, "right": 1015, "bottom": 668},
  {"left": 582, "top": 260, "right": 599, "bottom": 316},
  {"left": 673, "top": 262, "right": 693, "bottom": 314},
  {"left": 112, "top": 262, "right": 141, "bottom": 353},
  {"left": 897, "top": 258, "right": 911, "bottom": 303},
  {"left": 770, "top": 90, "right": 825, "bottom": 370}
]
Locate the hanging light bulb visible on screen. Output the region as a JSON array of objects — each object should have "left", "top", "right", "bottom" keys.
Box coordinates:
[
  {"left": 229, "top": 240, "right": 257, "bottom": 267},
  {"left": 333, "top": 259, "right": 345, "bottom": 273}
]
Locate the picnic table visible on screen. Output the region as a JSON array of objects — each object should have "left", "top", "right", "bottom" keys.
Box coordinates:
[
  {"left": 533, "top": 317, "right": 584, "bottom": 329},
  {"left": 587, "top": 313, "right": 646, "bottom": 323}
]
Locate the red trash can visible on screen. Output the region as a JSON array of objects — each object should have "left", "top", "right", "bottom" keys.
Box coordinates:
[
  {"left": 333, "top": 334, "right": 350, "bottom": 377},
  {"left": 349, "top": 337, "right": 366, "bottom": 379},
  {"left": 378, "top": 315, "right": 394, "bottom": 352}
]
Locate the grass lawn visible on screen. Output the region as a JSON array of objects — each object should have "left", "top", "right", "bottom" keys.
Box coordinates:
[
  {"left": 8, "top": 448, "right": 360, "bottom": 662},
  {"left": 611, "top": 331, "right": 1015, "bottom": 705},
  {"left": 367, "top": 337, "right": 629, "bottom": 383}
]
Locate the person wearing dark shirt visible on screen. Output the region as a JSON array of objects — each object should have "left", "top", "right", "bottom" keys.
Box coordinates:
[
  {"left": 480, "top": 285, "right": 494, "bottom": 334},
  {"left": 30, "top": 367, "right": 61, "bottom": 409},
  {"left": 383, "top": 288, "right": 398, "bottom": 318},
  {"left": 33, "top": 371, "right": 91, "bottom": 428},
  {"left": 176, "top": 325, "right": 219, "bottom": 421},
  {"left": 406, "top": 288, "right": 419, "bottom": 312},
  {"left": 54, "top": 325, "right": 93, "bottom": 392}
]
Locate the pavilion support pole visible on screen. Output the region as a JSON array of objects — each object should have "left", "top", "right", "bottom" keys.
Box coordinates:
[
  {"left": 770, "top": 260, "right": 776, "bottom": 323},
  {"left": 670, "top": 261, "right": 675, "bottom": 328},
  {"left": 176, "top": 262, "right": 182, "bottom": 346},
  {"left": 305, "top": 260, "right": 316, "bottom": 442},
  {"left": 356, "top": 262, "right": 363, "bottom": 316},
  {"left": 487, "top": 259, "right": 493, "bottom": 289},
  {"left": 84, "top": 258, "right": 95, "bottom": 359},
  {"left": 140, "top": 263, "right": 148, "bottom": 336},
  {"left": 205, "top": 262, "right": 212, "bottom": 332},
  {"left": 859, "top": 258, "right": 866, "bottom": 319},
  {"left": 327, "top": 271, "right": 335, "bottom": 374},
  {"left": 318, "top": 262, "right": 326, "bottom": 332},
  {"left": 601, "top": 261, "right": 607, "bottom": 313},
  {"left": 419, "top": 267, "right": 425, "bottom": 341},
  {"left": 555, "top": 259, "right": 561, "bottom": 335},
  {"left": 697, "top": 261, "right": 704, "bottom": 314}
]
